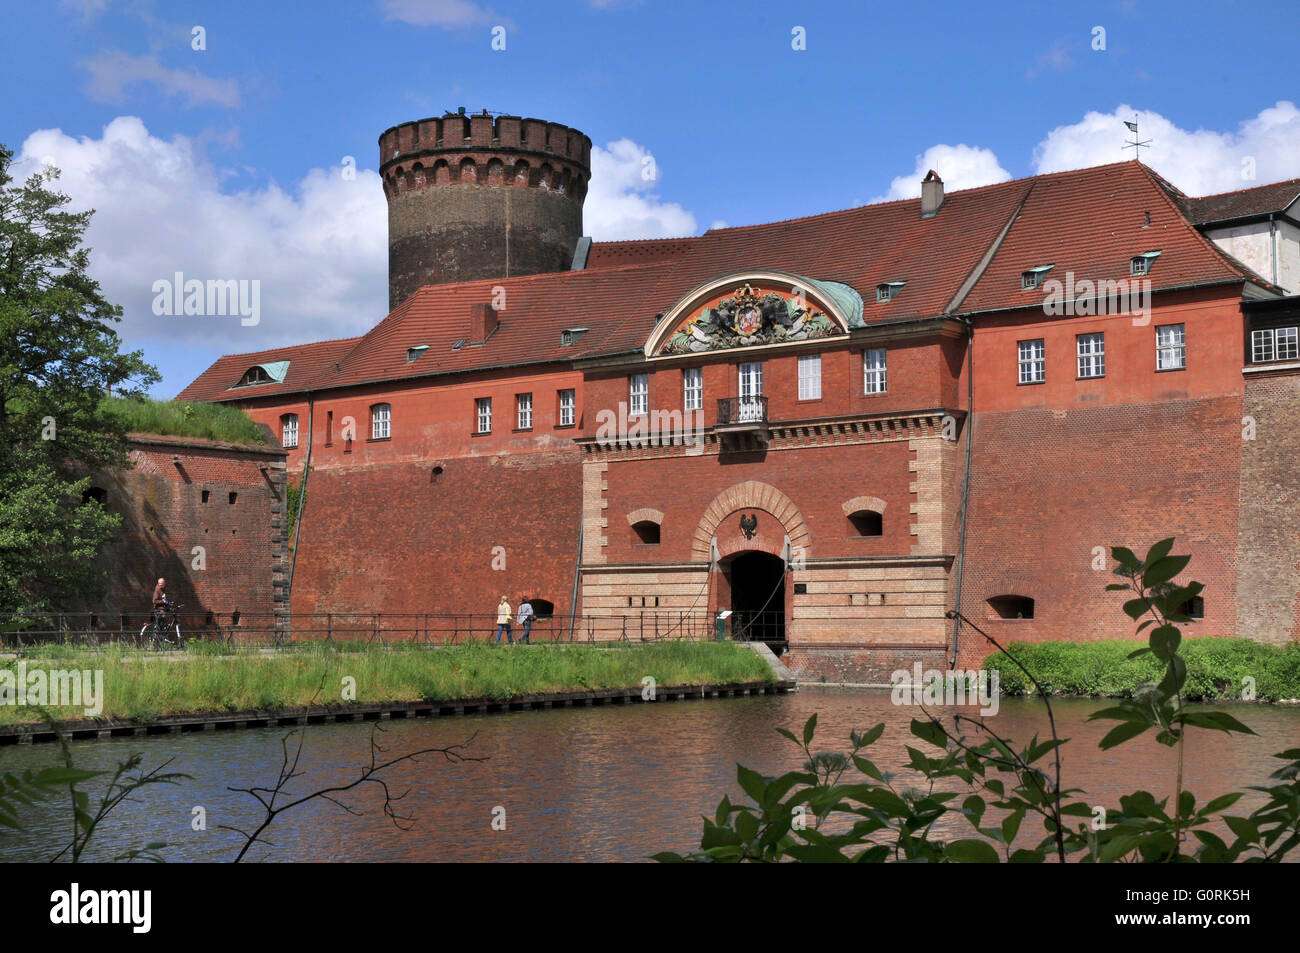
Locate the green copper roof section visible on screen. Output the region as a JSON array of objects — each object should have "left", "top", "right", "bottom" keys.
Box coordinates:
[
  {"left": 258, "top": 360, "right": 291, "bottom": 382},
  {"left": 802, "top": 277, "right": 864, "bottom": 328}
]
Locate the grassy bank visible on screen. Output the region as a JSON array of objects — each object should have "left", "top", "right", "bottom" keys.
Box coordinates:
[
  {"left": 0, "top": 642, "right": 773, "bottom": 725},
  {"left": 101, "top": 395, "right": 268, "bottom": 445},
  {"left": 988, "top": 637, "right": 1300, "bottom": 701}
]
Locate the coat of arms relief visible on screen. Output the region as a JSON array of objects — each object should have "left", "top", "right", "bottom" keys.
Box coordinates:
[{"left": 662, "top": 284, "right": 839, "bottom": 355}]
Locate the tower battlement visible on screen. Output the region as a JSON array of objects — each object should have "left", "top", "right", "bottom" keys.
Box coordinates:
[{"left": 380, "top": 111, "right": 591, "bottom": 308}]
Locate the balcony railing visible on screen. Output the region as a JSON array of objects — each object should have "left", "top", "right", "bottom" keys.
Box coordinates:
[{"left": 716, "top": 396, "right": 768, "bottom": 427}]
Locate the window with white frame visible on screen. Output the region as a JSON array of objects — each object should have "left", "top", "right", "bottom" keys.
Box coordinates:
[
  {"left": 281, "top": 413, "right": 298, "bottom": 449},
  {"left": 864, "top": 348, "right": 887, "bottom": 394},
  {"left": 738, "top": 362, "right": 763, "bottom": 421},
  {"left": 1156, "top": 323, "right": 1186, "bottom": 370},
  {"left": 683, "top": 367, "right": 702, "bottom": 411},
  {"left": 370, "top": 404, "right": 390, "bottom": 439},
  {"left": 558, "top": 389, "right": 575, "bottom": 426},
  {"left": 516, "top": 392, "right": 532, "bottom": 430},
  {"left": 1251, "top": 326, "right": 1300, "bottom": 363},
  {"left": 798, "top": 354, "right": 822, "bottom": 400},
  {"left": 1077, "top": 333, "right": 1105, "bottom": 379},
  {"left": 629, "top": 373, "right": 649, "bottom": 416},
  {"left": 1018, "top": 339, "right": 1046, "bottom": 384},
  {"left": 476, "top": 397, "right": 492, "bottom": 434}
]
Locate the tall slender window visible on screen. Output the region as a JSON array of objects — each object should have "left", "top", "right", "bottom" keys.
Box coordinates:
[
  {"left": 1156, "top": 323, "right": 1186, "bottom": 370},
  {"left": 558, "top": 389, "right": 575, "bottom": 426},
  {"left": 738, "top": 362, "right": 763, "bottom": 422},
  {"left": 370, "top": 403, "right": 390, "bottom": 439},
  {"left": 629, "top": 373, "right": 649, "bottom": 416},
  {"left": 281, "top": 413, "right": 298, "bottom": 449},
  {"left": 1077, "top": 333, "right": 1105, "bottom": 378},
  {"left": 476, "top": 397, "right": 492, "bottom": 434},
  {"left": 683, "top": 367, "right": 702, "bottom": 411},
  {"left": 864, "top": 348, "right": 887, "bottom": 394},
  {"left": 516, "top": 392, "right": 532, "bottom": 430},
  {"left": 1018, "top": 339, "right": 1046, "bottom": 384},
  {"left": 798, "top": 354, "right": 822, "bottom": 400}
]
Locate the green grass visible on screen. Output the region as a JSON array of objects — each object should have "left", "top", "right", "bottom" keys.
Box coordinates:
[
  {"left": 987, "top": 637, "right": 1300, "bottom": 701},
  {"left": 0, "top": 642, "right": 773, "bottom": 725},
  {"left": 101, "top": 395, "right": 268, "bottom": 445}
]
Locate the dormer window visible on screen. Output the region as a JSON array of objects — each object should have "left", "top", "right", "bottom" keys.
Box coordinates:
[
  {"left": 237, "top": 366, "right": 272, "bottom": 387},
  {"left": 406, "top": 345, "right": 430, "bottom": 363},
  {"left": 876, "top": 281, "right": 906, "bottom": 303},
  {"left": 234, "top": 360, "right": 289, "bottom": 388},
  {"left": 1021, "top": 265, "right": 1054, "bottom": 290},
  {"left": 561, "top": 328, "right": 589, "bottom": 347},
  {"left": 1131, "top": 251, "right": 1161, "bottom": 277}
]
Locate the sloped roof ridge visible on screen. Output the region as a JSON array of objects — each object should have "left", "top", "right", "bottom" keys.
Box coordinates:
[
  {"left": 208, "top": 333, "right": 363, "bottom": 366},
  {"left": 694, "top": 160, "right": 1138, "bottom": 235},
  {"left": 1134, "top": 161, "right": 1269, "bottom": 289},
  {"left": 1187, "top": 175, "right": 1300, "bottom": 203}
]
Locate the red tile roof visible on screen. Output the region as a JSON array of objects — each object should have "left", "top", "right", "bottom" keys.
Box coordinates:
[
  {"left": 1174, "top": 177, "right": 1300, "bottom": 225},
  {"left": 181, "top": 160, "right": 1280, "bottom": 403},
  {"left": 176, "top": 336, "right": 361, "bottom": 402}
]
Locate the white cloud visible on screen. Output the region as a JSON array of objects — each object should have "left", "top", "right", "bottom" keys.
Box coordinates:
[
  {"left": 585, "top": 138, "right": 699, "bottom": 239},
  {"left": 380, "top": 0, "right": 500, "bottom": 28},
  {"left": 10, "top": 117, "right": 388, "bottom": 363},
  {"left": 8, "top": 119, "right": 705, "bottom": 393},
  {"left": 80, "top": 51, "right": 240, "bottom": 108},
  {"left": 1031, "top": 101, "right": 1300, "bottom": 195},
  {"left": 872, "top": 143, "right": 1012, "bottom": 203}
]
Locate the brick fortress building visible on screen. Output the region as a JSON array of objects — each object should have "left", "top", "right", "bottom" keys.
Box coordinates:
[{"left": 180, "top": 109, "right": 1300, "bottom": 679}]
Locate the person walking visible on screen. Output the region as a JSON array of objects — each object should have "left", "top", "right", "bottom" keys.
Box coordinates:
[
  {"left": 494, "top": 595, "right": 513, "bottom": 644},
  {"left": 516, "top": 597, "right": 534, "bottom": 644}
]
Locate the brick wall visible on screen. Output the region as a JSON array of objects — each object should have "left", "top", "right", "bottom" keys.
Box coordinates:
[
  {"left": 78, "top": 435, "right": 287, "bottom": 633},
  {"left": 956, "top": 398, "right": 1244, "bottom": 667},
  {"left": 289, "top": 449, "right": 583, "bottom": 627},
  {"left": 1237, "top": 370, "right": 1300, "bottom": 644}
]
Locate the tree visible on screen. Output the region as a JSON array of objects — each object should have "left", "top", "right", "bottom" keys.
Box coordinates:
[{"left": 0, "top": 144, "right": 159, "bottom": 613}]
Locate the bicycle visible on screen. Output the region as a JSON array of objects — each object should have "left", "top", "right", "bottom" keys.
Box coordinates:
[{"left": 140, "top": 603, "right": 184, "bottom": 649}]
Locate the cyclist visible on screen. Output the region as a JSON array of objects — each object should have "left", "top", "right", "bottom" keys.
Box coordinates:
[{"left": 150, "top": 577, "right": 178, "bottom": 644}]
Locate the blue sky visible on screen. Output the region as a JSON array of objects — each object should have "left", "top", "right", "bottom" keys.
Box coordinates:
[{"left": 3, "top": 0, "right": 1297, "bottom": 395}]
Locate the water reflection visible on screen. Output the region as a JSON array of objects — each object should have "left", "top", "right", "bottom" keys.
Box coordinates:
[{"left": 1, "top": 689, "right": 1296, "bottom": 862}]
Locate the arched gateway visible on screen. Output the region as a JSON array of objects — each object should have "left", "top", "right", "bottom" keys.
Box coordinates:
[{"left": 694, "top": 481, "right": 810, "bottom": 652}]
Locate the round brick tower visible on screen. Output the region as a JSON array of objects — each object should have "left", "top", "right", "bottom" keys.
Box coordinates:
[{"left": 379, "top": 110, "right": 592, "bottom": 310}]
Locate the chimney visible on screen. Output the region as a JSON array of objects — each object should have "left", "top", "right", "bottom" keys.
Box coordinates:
[
  {"left": 921, "top": 169, "right": 944, "bottom": 218},
  {"left": 470, "top": 302, "right": 498, "bottom": 342}
]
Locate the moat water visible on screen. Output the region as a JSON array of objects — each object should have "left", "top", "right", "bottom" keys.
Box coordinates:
[{"left": 2, "top": 690, "right": 1297, "bottom": 862}]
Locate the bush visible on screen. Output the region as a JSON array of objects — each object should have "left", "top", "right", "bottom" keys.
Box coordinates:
[{"left": 988, "top": 638, "right": 1300, "bottom": 701}]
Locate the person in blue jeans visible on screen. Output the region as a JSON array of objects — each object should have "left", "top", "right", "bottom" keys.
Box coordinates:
[
  {"left": 516, "top": 598, "right": 534, "bottom": 644},
  {"left": 494, "top": 595, "right": 513, "bottom": 644}
]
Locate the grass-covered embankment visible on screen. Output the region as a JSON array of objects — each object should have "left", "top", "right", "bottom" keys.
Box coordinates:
[
  {"left": 988, "top": 637, "right": 1300, "bottom": 701},
  {"left": 0, "top": 642, "right": 774, "bottom": 726},
  {"left": 101, "top": 395, "right": 268, "bottom": 445}
]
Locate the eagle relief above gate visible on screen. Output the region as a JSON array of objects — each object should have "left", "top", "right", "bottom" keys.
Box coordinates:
[{"left": 661, "top": 282, "right": 841, "bottom": 354}]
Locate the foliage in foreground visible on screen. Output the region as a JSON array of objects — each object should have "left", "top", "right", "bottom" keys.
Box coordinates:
[
  {"left": 658, "top": 539, "right": 1300, "bottom": 863},
  {"left": 0, "top": 146, "right": 159, "bottom": 614}
]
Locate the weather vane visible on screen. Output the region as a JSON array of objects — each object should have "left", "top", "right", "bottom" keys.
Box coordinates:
[{"left": 1123, "top": 116, "right": 1151, "bottom": 161}]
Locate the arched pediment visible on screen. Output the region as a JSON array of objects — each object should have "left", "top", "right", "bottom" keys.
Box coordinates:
[{"left": 644, "top": 271, "right": 862, "bottom": 359}]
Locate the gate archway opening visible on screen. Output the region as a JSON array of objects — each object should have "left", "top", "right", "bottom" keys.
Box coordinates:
[{"left": 723, "top": 550, "right": 786, "bottom": 652}]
